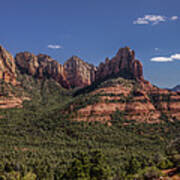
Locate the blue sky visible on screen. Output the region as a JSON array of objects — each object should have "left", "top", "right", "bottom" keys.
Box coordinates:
[{"left": 0, "top": 0, "right": 180, "bottom": 88}]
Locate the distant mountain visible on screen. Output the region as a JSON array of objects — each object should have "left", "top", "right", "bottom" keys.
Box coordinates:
[{"left": 171, "top": 85, "right": 180, "bottom": 92}]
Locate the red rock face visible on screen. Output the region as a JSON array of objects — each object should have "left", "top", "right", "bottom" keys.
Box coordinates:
[
  {"left": 70, "top": 79, "right": 180, "bottom": 123},
  {"left": 0, "top": 46, "right": 17, "bottom": 85},
  {"left": 64, "top": 56, "right": 97, "bottom": 88},
  {"left": 14, "top": 47, "right": 144, "bottom": 89},
  {"left": 15, "top": 52, "right": 39, "bottom": 75},
  {"left": 15, "top": 52, "right": 70, "bottom": 88},
  {"left": 15, "top": 53, "right": 97, "bottom": 88},
  {"left": 132, "top": 60, "right": 143, "bottom": 80},
  {"left": 95, "top": 47, "right": 144, "bottom": 82}
]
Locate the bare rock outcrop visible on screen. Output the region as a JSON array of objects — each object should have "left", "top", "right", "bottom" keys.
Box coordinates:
[
  {"left": 70, "top": 78, "right": 180, "bottom": 123},
  {"left": 15, "top": 52, "right": 70, "bottom": 88},
  {"left": 64, "top": 56, "right": 97, "bottom": 88},
  {"left": 15, "top": 47, "right": 144, "bottom": 89},
  {"left": 0, "top": 46, "right": 17, "bottom": 85},
  {"left": 95, "top": 47, "right": 144, "bottom": 82}
]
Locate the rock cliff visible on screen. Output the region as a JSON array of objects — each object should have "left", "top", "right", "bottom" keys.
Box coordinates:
[
  {"left": 95, "top": 47, "right": 144, "bottom": 82},
  {"left": 15, "top": 52, "right": 70, "bottom": 88},
  {"left": 69, "top": 78, "right": 180, "bottom": 124},
  {"left": 0, "top": 46, "right": 17, "bottom": 85},
  {"left": 14, "top": 47, "right": 144, "bottom": 89},
  {"left": 64, "top": 56, "right": 97, "bottom": 88}
]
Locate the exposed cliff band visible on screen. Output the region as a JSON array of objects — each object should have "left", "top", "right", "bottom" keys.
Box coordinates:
[
  {"left": 0, "top": 46, "right": 17, "bottom": 85},
  {"left": 14, "top": 46, "right": 143, "bottom": 88}
]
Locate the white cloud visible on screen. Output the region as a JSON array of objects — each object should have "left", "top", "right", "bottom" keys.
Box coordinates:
[
  {"left": 171, "top": 54, "right": 180, "bottom": 60},
  {"left": 134, "top": 15, "right": 166, "bottom": 25},
  {"left": 171, "top": 16, "right": 179, "bottom": 20},
  {"left": 133, "top": 18, "right": 149, "bottom": 24},
  {"left": 150, "top": 57, "right": 173, "bottom": 62},
  {"left": 155, "top": 48, "right": 159, "bottom": 51},
  {"left": 134, "top": 14, "right": 178, "bottom": 25},
  {"left": 145, "top": 15, "right": 166, "bottom": 24},
  {"left": 48, "top": 45, "right": 63, "bottom": 49},
  {"left": 151, "top": 53, "right": 180, "bottom": 62}
]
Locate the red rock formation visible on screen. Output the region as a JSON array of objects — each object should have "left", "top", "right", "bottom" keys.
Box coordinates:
[
  {"left": 71, "top": 78, "right": 180, "bottom": 123},
  {"left": 0, "top": 46, "right": 17, "bottom": 85},
  {"left": 37, "top": 54, "right": 70, "bottom": 88},
  {"left": 95, "top": 47, "right": 144, "bottom": 82},
  {"left": 15, "top": 52, "right": 70, "bottom": 88},
  {"left": 132, "top": 60, "right": 143, "bottom": 80},
  {"left": 64, "top": 56, "right": 97, "bottom": 88},
  {"left": 14, "top": 47, "right": 144, "bottom": 89},
  {"left": 15, "top": 52, "right": 39, "bottom": 75},
  {"left": 0, "top": 96, "right": 30, "bottom": 109},
  {"left": 1, "top": 44, "right": 180, "bottom": 124}
]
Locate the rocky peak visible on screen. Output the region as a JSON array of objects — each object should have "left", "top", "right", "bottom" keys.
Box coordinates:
[
  {"left": 69, "top": 55, "right": 82, "bottom": 62},
  {"left": 15, "top": 52, "right": 39, "bottom": 75},
  {"left": 4, "top": 45, "right": 145, "bottom": 89},
  {"left": 116, "top": 46, "right": 135, "bottom": 60},
  {"left": 15, "top": 52, "right": 70, "bottom": 88},
  {"left": 37, "top": 54, "right": 54, "bottom": 62},
  {"left": 64, "top": 56, "right": 97, "bottom": 88},
  {"left": 95, "top": 47, "right": 144, "bottom": 81},
  {"left": 0, "top": 45, "right": 16, "bottom": 85}
]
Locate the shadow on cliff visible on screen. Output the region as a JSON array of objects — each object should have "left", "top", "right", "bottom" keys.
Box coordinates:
[{"left": 73, "top": 70, "right": 136, "bottom": 97}]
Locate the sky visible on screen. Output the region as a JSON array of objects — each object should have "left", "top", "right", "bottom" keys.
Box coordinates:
[{"left": 0, "top": 0, "right": 180, "bottom": 88}]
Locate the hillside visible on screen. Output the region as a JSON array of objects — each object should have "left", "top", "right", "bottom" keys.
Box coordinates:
[
  {"left": 67, "top": 77, "right": 180, "bottom": 124},
  {"left": 0, "top": 87, "right": 180, "bottom": 179},
  {"left": 0, "top": 45, "right": 180, "bottom": 179}
]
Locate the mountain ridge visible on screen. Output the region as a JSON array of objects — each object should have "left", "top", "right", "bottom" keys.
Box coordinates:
[
  {"left": 1, "top": 45, "right": 180, "bottom": 124},
  {"left": 12, "top": 46, "right": 144, "bottom": 88}
]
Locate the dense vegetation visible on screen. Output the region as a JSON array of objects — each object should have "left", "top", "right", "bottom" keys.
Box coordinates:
[{"left": 0, "top": 75, "right": 180, "bottom": 179}]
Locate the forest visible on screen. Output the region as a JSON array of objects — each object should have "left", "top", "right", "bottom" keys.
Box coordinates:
[{"left": 0, "top": 76, "right": 180, "bottom": 179}]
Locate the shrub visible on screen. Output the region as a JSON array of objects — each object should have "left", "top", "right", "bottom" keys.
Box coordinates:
[
  {"left": 126, "top": 157, "right": 142, "bottom": 175},
  {"left": 133, "top": 166, "right": 162, "bottom": 180}
]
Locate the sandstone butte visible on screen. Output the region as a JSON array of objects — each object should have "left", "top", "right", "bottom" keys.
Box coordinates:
[{"left": 0, "top": 45, "right": 180, "bottom": 124}]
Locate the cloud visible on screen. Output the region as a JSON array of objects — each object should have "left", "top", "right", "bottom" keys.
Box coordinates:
[
  {"left": 171, "top": 16, "right": 179, "bottom": 20},
  {"left": 133, "top": 18, "right": 149, "bottom": 24},
  {"left": 133, "top": 15, "right": 166, "bottom": 25},
  {"left": 48, "top": 45, "right": 63, "bottom": 49},
  {"left": 151, "top": 53, "right": 180, "bottom": 62},
  {"left": 171, "top": 54, "right": 180, "bottom": 60},
  {"left": 155, "top": 48, "right": 159, "bottom": 51},
  {"left": 134, "top": 15, "right": 178, "bottom": 25},
  {"left": 151, "top": 57, "right": 173, "bottom": 62}
]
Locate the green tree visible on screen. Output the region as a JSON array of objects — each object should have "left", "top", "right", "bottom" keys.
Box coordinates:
[
  {"left": 61, "top": 150, "right": 112, "bottom": 180},
  {"left": 126, "top": 157, "right": 141, "bottom": 174}
]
